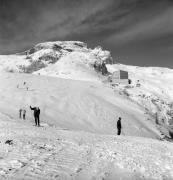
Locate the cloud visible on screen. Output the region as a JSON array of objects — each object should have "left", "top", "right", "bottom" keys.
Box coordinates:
[
  {"left": 0, "top": 0, "right": 173, "bottom": 67},
  {"left": 105, "top": 3, "right": 173, "bottom": 46},
  {"left": 0, "top": 0, "right": 115, "bottom": 53}
]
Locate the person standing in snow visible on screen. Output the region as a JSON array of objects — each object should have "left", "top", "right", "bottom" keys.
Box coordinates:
[
  {"left": 30, "top": 106, "right": 40, "bottom": 126},
  {"left": 19, "top": 109, "right": 22, "bottom": 119},
  {"left": 117, "top": 117, "right": 122, "bottom": 135},
  {"left": 23, "top": 109, "right": 26, "bottom": 120}
]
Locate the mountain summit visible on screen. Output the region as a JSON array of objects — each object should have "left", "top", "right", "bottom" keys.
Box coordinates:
[{"left": 0, "top": 41, "right": 112, "bottom": 81}]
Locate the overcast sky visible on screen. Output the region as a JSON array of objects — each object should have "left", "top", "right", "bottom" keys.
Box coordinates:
[{"left": 0, "top": 0, "right": 172, "bottom": 67}]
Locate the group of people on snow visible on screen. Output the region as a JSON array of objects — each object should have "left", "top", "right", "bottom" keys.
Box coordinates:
[
  {"left": 19, "top": 105, "right": 122, "bottom": 134},
  {"left": 19, "top": 108, "right": 26, "bottom": 120},
  {"left": 17, "top": 82, "right": 29, "bottom": 91},
  {"left": 17, "top": 81, "right": 122, "bottom": 134},
  {"left": 19, "top": 106, "right": 40, "bottom": 127},
  {"left": 17, "top": 81, "right": 40, "bottom": 126}
]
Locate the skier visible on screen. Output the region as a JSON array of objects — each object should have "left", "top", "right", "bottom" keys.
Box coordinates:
[
  {"left": 19, "top": 109, "right": 22, "bottom": 119},
  {"left": 30, "top": 106, "right": 40, "bottom": 126},
  {"left": 117, "top": 117, "right": 122, "bottom": 135},
  {"left": 23, "top": 109, "right": 26, "bottom": 120}
]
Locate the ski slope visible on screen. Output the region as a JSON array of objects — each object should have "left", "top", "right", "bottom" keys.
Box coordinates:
[{"left": 0, "top": 72, "right": 160, "bottom": 138}]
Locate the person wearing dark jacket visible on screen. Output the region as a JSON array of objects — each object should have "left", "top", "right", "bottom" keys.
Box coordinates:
[
  {"left": 117, "top": 117, "right": 122, "bottom": 135},
  {"left": 30, "top": 106, "right": 40, "bottom": 126}
]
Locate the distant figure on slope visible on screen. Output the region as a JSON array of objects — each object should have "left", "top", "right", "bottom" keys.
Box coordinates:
[
  {"left": 117, "top": 117, "right": 122, "bottom": 135},
  {"left": 23, "top": 109, "right": 26, "bottom": 120},
  {"left": 19, "top": 109, "right": 22, "bottom": 119},
  {"left": 30, "top": 106, "right": 40, "bottom": 126}
]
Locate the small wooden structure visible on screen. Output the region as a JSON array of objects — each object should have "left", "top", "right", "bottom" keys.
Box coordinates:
[
  {"left": 112, "top": 70, "right": 128, "bottom": 79},
  {"left": 109, "top": 70, "right": 129, "bottom": 84}
]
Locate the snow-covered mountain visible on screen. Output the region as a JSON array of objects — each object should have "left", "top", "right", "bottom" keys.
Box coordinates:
[
  {"left": 1, "top": 40, "right": 173, "bottom": 136},
  {"left": 0, "top": 41, "right": 173, "bottom": 180}
]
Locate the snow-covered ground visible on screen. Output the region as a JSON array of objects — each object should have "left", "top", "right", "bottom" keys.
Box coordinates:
[
  {"left": 0, "top": 71, "right": 172, "bottom": 180},
  {"left": 0, "top": 41, "right": 173, "bottom": 179},
  {"left": 107, "top": 64, "right": 173, "bottom": 135},
  {"left": 0, "top": 72, "right": 161, "bottom": 138},
  {"left": 0, "top": 107, "right": 173, "bottom": 180}
]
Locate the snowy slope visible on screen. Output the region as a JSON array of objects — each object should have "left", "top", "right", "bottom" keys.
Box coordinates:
[
  {"left": 0, "top": 72, "right": 173, "bottom": 180},
  {"left": 0, "top": 72, "right": 160, "bottom": 138},
  {"left": 33, "top": 51, "right": 101, "bottom": 82},
  {"left": 0, "top": 41, "right": 173, "bottom": 179},
  {"left": 0, "top": 109, "right": 173, "bottom": 180},
  {"left": 107, "top": 64, "right": 173, "bottom": 137}
]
